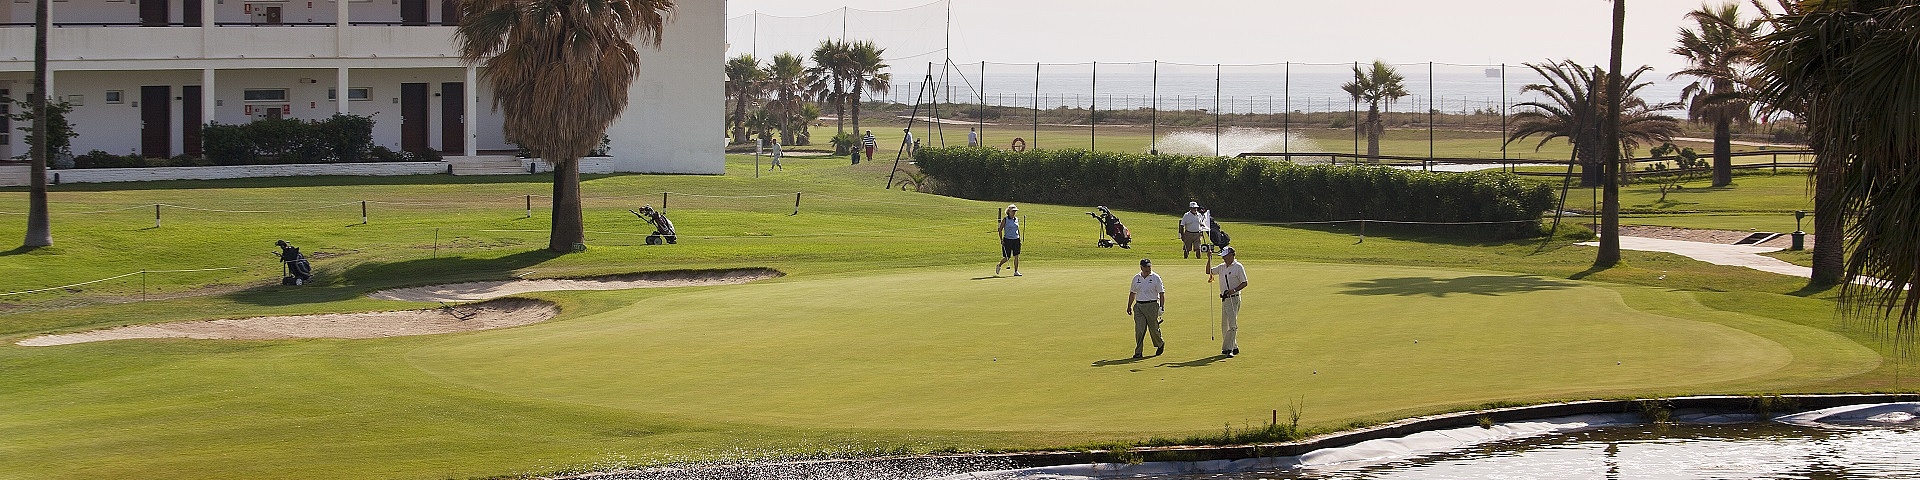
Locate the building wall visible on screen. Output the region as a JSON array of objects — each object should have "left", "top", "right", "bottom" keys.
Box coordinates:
[
  {"left": 605, "top": 0, "right": 726, "bottom": 174},
  {"left": 34, "top": 161, "right": 451, "bottom": 184}
]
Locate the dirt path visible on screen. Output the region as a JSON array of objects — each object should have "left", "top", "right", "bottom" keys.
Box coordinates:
[
  {"left": 366, "top": 268, "right": 782, "bottom": 303},
  {"left": 17, "top": 299, "right": 556, "bottom": 347}
]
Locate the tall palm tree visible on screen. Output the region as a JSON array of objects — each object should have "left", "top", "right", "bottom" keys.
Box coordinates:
[
  {"left": 1669, "top": 2, "right": 1763, "bottom": 187},
  {"left": 763, "top": 52, "right": 810, "bottom": 146},
  {"left": 845, "top": 40, "right": 891, "bottom": 149},
  {"left": 456, "top": 0, "right": 675, "bottom": 253},
  {"left": 809, "top": 40, "right": 854, "bottom": 141},
  {"left": 1507, "top": 61, "right": 1681, "bottom": 187},
  {"left": 1597, "top": 0, "right": 1627, "bottom": 268},
  {"left": 22, "top": 0, "right": 51, "bottom": 248},
  {"left": 1750, "top": 0, "right": 1841, "bottom": 287},
  {"left": 725, "top": 54, "right": 766, "bottom": 145},
  {"left": 1340, "top": 60, "right": 1409, "bottom": 161},
  {"left": 1756, "top": 0, "right": 1920, "bottom": 333}
]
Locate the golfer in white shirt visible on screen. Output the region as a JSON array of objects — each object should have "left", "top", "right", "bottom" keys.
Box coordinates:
[
  {"left": 1206, "top": 246, "right": 1249, "bottom": 357},
  {"left": 1127, "top": 258, "right": 1167, "bottom": 358}
]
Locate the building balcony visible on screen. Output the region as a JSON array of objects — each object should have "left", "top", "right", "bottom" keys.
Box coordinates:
[{"left": 0, "top": 25, "right": 463, "bottom": 69}]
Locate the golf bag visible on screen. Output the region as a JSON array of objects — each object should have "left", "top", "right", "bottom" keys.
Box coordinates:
[
  {"left": 276, "top": 240, "right": 313, "bottom": 286},
  {"left": 630, "top": 205, "right": 678, "bottom": 245},
  {"left": 1086, "top": 205, "right": 1132, "bottom": 248},
  {"left": 1207, "top": 217, "right": 1230, "bottom": 248}
]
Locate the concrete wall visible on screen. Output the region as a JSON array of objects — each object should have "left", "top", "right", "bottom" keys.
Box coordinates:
[
  {"left": 36, "top": 162, "right": 449, "bottom": 184},
  {"left": 605, "top": 0, "right": 726, "bottom": 175},
  {"left": 0, "top": 0, "right": 456, "bottom": 26}
]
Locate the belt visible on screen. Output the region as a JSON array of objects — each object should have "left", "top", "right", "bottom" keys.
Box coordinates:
[
  {"left": 1136, "top": 300, "right": 1159, "bottom": 304},
  {"left": 1220, "top": 293, "right": 1239, "bottom": 299}
]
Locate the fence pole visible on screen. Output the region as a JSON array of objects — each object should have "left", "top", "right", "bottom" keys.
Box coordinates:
[
  {"left": 361, "top": 200, "right": 368, "bottom": 224},
  {"left": 141, "top": 270, "right": 147, "bottom": 302},
  {"left": 1151, "top": 60, "right": 1158, "bottom": 154},
  {"left": 1428, "top": 62, "right": 1435, "bottom": 171},
  {"left": 1215, "top": 63, "right": 1222, "bottom": 157},
  {"left": 662, "top": 192, "right": 668, "bottom": 211},
  {"left": 792, "top": 192, "right": 801, "bottom": 215},
  {"left": 1091, "top": 61, "right": 1097, "bottom": 151},
  {"left": 526, "top": 194, "right": 532, "bottom": 218},
  {"left": 1501, "top": 63, "right": 1509, "bottom": 167},
  {"left": 1285, "top": 62, "right": 1291, "bottom": 154},
  {"left": 1033, "top": 62, "right": 1040, "bottom": 150},
  {"left": 154, "top": 204, "right": 161, "bottom": 228},
  {"left": 979, "top": 61, "right": 987, "bottom": 144}
]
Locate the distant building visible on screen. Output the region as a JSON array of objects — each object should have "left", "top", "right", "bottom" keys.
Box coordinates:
[{"left": 0, "top": 0, "right": 722, "bottom": 174}]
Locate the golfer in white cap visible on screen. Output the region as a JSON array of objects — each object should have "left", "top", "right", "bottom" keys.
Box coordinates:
[
  {"left": 1128, "top": 258, "right": 1167, "bottom": 358},
  {"left": 1205, "top": 246, "right": 1248, "bottom": 357},
  {"left": 1180, "top": 201, "right": 1209, "bottom": 258},
  {"left": 997, "top": 204, "right": 1022, "bottom": 276}
]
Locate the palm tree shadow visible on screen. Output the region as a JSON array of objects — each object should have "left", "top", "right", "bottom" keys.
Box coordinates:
[
  {"left": 1339, "top": 275, "right": 1578, "bottom": 297},
  {"left": 226, "top": 249, "right": 564, "bottom": 307},
  {"left": 1159, "top": 355, "right": 1229, "bottom": 368},
  {"left": 0, "top": 245, "right": 46, "bottom": 257},
  {"left": 1091, "top": 356, "right": 1149, "bottom": 367}
]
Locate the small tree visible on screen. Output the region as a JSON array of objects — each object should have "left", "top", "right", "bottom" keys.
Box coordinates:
[
  {"left": 1340, "top": 60, "right": 1409, "bottom": 162},
  {"left": 5, "top": 97, "right": 75, "bottom": 161},
  {"left": 1644, "top": 143, "right": 1704, "bottom": 201}
]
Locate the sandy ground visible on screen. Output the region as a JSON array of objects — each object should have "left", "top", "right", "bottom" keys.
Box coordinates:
[
  {"left": 17, "top": 299, "right": 556, "bottom": 347},
  {"left": 367, "top": 268, "right": 782, "bottom": 303}
]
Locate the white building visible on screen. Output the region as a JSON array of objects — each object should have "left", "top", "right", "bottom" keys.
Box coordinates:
[{"left": 0, "top": 0, "right": 722, "bottom": 174}]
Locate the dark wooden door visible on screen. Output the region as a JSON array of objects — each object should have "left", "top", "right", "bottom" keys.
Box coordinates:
[
  {"left": 440, "top": 0, "right": 462, "bottom": 26},
  {"left": 440, "top": 82, "right": 465, "bottom": 155},
  {"left": 402, "top": 0, "right": 429, "bottom": 26},
  {"left": 400, "top": 83, "right": 430, "bottom": 155},
  {"left": 181, "top": 85, "right": 203, "bottom": 156},
  {"left": 183, "top": 0, "right": 202, "bottom": 26},
  {"left": 140, "top": 0, "right": 168, "bottom": 26},
  {"left": 141, "top": 86, "right": 172, "bottom": 158}
]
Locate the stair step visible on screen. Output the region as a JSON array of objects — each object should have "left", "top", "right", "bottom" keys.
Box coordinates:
[{"left": 1733, "top": 232, "right": 1781, "bottom": 245}]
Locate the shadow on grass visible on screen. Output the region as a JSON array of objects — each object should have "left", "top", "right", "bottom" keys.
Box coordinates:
[
  {"left": 1091, "top": 356, "right": 1150, "bottom": 367},
  {"left": 227, "top": 249, "right": 564, "bottom": 307},
  {"left": 1339, "top": 275, "right": 1577, "bottom": 297},
  {"left": 1159, "top": 355, "right": 1229, "bottom": 368},
  {"left": 0, "top": 245, "right": 47, "bottom": 257}
]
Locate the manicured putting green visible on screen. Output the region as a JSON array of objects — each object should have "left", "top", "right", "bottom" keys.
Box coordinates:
[{"left": 408, "top": 261, "right": 1876, "bottom": 435}]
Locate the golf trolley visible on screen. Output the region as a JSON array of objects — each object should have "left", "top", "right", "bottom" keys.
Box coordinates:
[
  {"left": 274, "top": 240, "right": 314, "bottom": 286},
  {"left": 1196, "top": 209, "right": 1230, "bottom": 254},
  {"left": 629, "top": 205, "right": 677, "bottom": 245},
  {"left": 1086, "top": 205, "right": 1132, "bottom": 248}
]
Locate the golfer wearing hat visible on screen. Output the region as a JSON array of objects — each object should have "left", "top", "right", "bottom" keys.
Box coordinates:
[
  {"left": 996, "top": 204, "right": 1022, "bottom": 276},
  {"left": 1127, "top": 258, "right": 1167, "bottom": 358},
  {"left": 1180, "top": 201, "right": 1209, "bottom": 258},
  {"left": 1206, "top": 246, "right": 1248, "bottom": 357}
]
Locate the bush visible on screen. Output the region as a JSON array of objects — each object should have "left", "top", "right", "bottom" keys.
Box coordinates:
[
  {"left": 914, "top": 147, "right": 1556, "bottom": 239},
  {"left": 202, "top": 114, "right": 378, "bottom": 165},
  {"left": 72, "top": 150, "right": 145, "bottom": 169}
]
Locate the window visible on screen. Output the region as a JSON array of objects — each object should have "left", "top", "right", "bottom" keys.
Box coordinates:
[
  {"left": 326, "top": 88, "right": 372, "bottom": 101},
  {"left": 243, "top": 89, "right": 289, "bottom": 102},
  {"left": 105, "top": 90, "right": 124, "bottom": 104}
]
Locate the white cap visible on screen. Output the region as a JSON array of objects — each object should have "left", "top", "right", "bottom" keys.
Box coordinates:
[
  {"left": 1189, "top": 201, "right": 1200, "bottom": 208},
  {"left": 1006, "top": 204, "right": 1018, "bottom": 211},
  {"left": 1219, "top": 246, "right": 1235, "bottom": 257}
]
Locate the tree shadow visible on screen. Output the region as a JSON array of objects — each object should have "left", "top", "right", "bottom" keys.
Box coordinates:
[
  {"left": 1091, "top": 356, "right": 1149, "bottom": 367},
  {"left": 1158, "top": 355, "right": 1230, "bottom": 368},
  {"left": 0, "top": 245, "right": 46, "bottom": 257},
  {"left": 1788, "top": 280, "right": 1841, "bottom": 297},
  {"left": 1339, "top": 275, "right": 1578, "bottom": 297},
  {"left": 226, "top": 249, "right": 564, "bottom": 307}
]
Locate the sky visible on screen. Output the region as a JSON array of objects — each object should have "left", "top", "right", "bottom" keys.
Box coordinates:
[{"left": 723, "top": 0, "right": 1749, "bottom": 75}]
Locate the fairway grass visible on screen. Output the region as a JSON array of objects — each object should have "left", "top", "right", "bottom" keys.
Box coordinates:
[{"left": 0, "top": 154, "right": 1908, "bottom": 479}]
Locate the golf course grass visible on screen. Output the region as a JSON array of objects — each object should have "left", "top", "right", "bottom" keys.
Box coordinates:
[{"left": 0, "top": 152, "right": 1909, "bottom": 479}]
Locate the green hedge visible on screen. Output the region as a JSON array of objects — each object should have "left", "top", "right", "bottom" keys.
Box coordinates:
[
  {"left": 202, "top": 114, "right": 379, "bottom": 165},
  {"left": 914, "top": 147, "right": 1555, "bottom": 239}
]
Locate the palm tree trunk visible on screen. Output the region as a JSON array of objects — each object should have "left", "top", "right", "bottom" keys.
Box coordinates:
[
  {"left": 23, "top": 0, "right": 52, "bottom": 248},
  {"left": 1595, "top": 0, "right": 1625, "bottom": 268},
  {"left": 1810, "top": 159, "right": 1844, "bottom": 285},
  {"left": 547, "top": 159, "right": 584, "bottom": 253},
  {"left": 731, "top": 95, "right": 750, "bottom": 144},
  {"left": 1711, "top": 113, "right": 1732, "bottom": 187},
  {"left": 850, "top": 85, "right": 864, "bottom": 152},
  {"left": 1365, "top": 104, "right": 1381, "bottom": 161}
]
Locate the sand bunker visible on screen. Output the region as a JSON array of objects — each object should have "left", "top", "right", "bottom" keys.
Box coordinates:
[
  {"left": 367, "top": 268, "right": 783, "bottom": 303},
  {"left": 17, "top": 299, "right": 557, "bottom": 347}
]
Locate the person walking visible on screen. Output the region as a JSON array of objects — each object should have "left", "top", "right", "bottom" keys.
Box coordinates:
[
  {"left": 996, "top": 204, "right": 1022, "bottom": 276},
  {"left": 1127, "top": 258, "right": 1167, "bottom": 358},
  {"left": 968, "top": 127, "right": 980, "bottom": 147},
  {"left": 1205, "top": 246, "right": 1248, "bottom": 357},
  {"left": 903, "top": 128, "right": 916, "bottom": 157},
  {"left": 862, "top": 130, "right": 877, "bottom": 162},
  {"left": 1180, "top": 202, "right": 1209, "bottom": 259},
  {"left": 769, "top": 138, "right": 783, "bottom": 170}
]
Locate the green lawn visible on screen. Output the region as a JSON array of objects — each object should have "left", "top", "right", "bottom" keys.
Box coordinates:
[{"left": 0, "top": 153, "right": 1908, "bottom": 479}]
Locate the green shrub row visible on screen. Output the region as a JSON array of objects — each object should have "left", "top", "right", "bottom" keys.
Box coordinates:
[
  {"left": 70, "top": 151, "right": 214, "bottom": 169},
  {"left": 913, "top": 147, "right": 1555, "bottom": 239},
  {"left": 202, "top": 114, "right": 401, "bottom": 165}
]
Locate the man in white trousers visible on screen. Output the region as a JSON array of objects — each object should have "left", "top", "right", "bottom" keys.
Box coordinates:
[{"left": 1205, "top": 246, "right": 1248, "bottom": 357}]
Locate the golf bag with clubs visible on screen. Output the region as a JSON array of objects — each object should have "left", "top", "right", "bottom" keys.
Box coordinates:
[
  {"left": 275, "top": 240, "right": 313, "bottom": 286},
  {"left": 1086, "top": 205, "right": 1132, "bottom": 248},
  {"left": 1195, "top": 208, "right": 1229, "bottom": 254},
  {"left": 630, "top": 205, "right": 678, "bottom": 245}
]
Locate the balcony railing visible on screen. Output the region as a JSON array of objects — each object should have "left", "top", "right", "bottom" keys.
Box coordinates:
[{"left": 0, "top": 25, "right": 461, "bottom": 63}]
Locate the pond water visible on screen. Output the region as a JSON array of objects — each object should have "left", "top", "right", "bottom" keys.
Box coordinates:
[{"left": 1171, "top": 423, "right": 1920, "bottom": 479}]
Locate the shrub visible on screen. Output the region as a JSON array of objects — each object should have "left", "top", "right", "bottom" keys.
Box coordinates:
[
  {"left": 72, "top": 150, "right": 144, "bottom": 169},
  {"left": 914, "top": 147, "right": 1555, "bottom": 239},
  {"left": 201, "top": 114, "right": 377, "bottom": 165}
]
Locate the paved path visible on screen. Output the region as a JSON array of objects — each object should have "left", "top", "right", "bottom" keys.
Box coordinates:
[{"left": 1578, "top": 236, "right": 1811, "bottom": 278}]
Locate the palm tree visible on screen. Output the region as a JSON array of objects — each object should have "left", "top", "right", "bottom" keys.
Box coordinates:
[
  {"left": 763, "top": 52, "right": 810, "bottom": 147},
  {"left": 1669, "top": 2, "right": 1763, "bottom": 187},
  {"left": 456, "top": 0, "right": 675, "bottom": 253},
  {"left": 1597, "top": 0, "right": 1627, "bottom": 268},
  {"left": 845, "top": 40, "right": 891, "bottom": 150},
  {"left": 809, "top": 40, "right": 854, "bottom": 142},
  {"left": 22, "top": 0, "right": 51, "bottom": 248},
  {"left": 1340, "top": 60, "right": 1409, "bottom": 161},
  {"left": 1756, "top": 0, "right": 1920, "bottom": 333},
  {"left": 725, "top": 54, "right": 766, "bottom": 145},
  {"left": 1507, "top": 61, "right": 1681, "bottom": 187}
]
